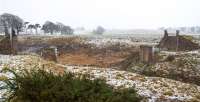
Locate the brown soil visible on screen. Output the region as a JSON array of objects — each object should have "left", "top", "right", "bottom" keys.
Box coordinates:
[
  {"left": 40, "top": 37, "right": 137, "bottom": 68},
  {"left": 16, "top": 36, "right": 138, "bottom": 68},
  {"left": 58, "top": 48, "right": 131, "bottom": 68}
]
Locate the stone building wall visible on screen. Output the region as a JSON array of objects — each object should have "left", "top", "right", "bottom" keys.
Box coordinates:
[
  {"left": 158, "top": 30, "right": 199, "bottom": 51},
  {"left": 140, "top": 45, "right": 154, "bottom": 64}
]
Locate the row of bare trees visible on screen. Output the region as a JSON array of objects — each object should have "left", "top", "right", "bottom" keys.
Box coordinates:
[
  {"left": 0, "top": 13, "right": 107, "bottom": 36},
  {"left": 42, "top": 21, "right": 73, "bottom": 35},
  {"left": 23, "top": 22, "right": 41, "bottom": 34},
  {"left": 0, "top": 13, "right": 23, "bottom": 37},
  {"left": 0, "top": 13, "right": 74, "bottom": 36}
]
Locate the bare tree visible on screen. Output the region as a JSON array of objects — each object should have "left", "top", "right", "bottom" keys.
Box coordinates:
[
  {"left": 28, "top": 24, "right": 35, "bottom": 34},
  {"left": 24, "top": 22, "right": 29, "bottom": 34},
  {"left": 42, "top": 21, "right": 57, "bottom": 35},
  {"left": 55, "top": 22, "right": 65, "bottom": 33},
  {"left": 61, "top": 26, "right": 73, "bottom": 35},
  {"left": 93, "top": 26, "right": 105, "bottom": 35},
  {"left": 55, "top": 22, "right": 73, "bottom": 35},
  {"left": 34, "top": 24, "right": 41, "bottom": 34},
  {"left": 0, "top": 13, "right": 23, "bottom": 37}
]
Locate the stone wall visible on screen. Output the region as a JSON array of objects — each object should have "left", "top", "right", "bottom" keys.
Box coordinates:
[
  {"left": 140, "top": 45, "right": 154, "bottom": 64},
  {"left": 40, "top": 46, "right": 58, "bottom": 62},
  {"left": 158, "top": 30, "right": 199, "bottom": 51}
]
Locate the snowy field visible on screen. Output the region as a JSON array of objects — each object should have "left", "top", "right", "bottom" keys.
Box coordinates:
[{"left": 0, "top": 55, "right": 200, "bottom": 102}]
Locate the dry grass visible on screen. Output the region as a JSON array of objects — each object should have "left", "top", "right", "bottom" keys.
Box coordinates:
[{"left": 46, "top": 36, "right": 86, "bottom": 46}]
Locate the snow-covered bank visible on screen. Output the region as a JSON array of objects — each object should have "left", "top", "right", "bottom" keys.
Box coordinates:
[
  {"left": 86, "top": 38, "right": 157, "bottom": 48},
  {"left": 64, "top": 65, "right": 200, "bottom": 102},
  {"left": 0, "top": 55, "right": 199, "bottom": 102}
]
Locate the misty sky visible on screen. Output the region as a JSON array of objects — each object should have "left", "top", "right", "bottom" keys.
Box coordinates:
[{"left": 0, "top": 0, "right": 200, "bottom": 29}]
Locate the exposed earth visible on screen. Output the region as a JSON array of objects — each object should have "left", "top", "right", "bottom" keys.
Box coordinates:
[
  {"left": 0, "top": 55, "right": 200, "bottom": 102},
  {"left": 0, "top": 34, "right": 200, "bottom": 102}
]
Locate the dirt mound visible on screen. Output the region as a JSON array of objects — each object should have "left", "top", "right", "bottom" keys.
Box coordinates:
[
  {"left": 126, "top": 53, "right": 200, "bottom": 86},
  {"left": 115, "top": 51, "right": 140, "bottom": 70},
  {"left": 58, "top": 49, "right": 128, "bottom": 68},
  {"left": 152, "top": 57, "right": 200, "bottom": 85},
  {"left": 37, "top": 36, "right": 137, "bottom": 68},
  {"left": 16, "top": 36, "right": 138, "bottom": 68}
]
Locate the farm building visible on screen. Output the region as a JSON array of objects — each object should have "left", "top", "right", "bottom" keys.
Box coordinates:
[{"left": 158, "top": 30, "right": 199, "bottom": 51}]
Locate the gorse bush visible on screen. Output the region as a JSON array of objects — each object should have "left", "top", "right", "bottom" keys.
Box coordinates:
[{"left": 0, "top": 68, "right": 141, "bottom": 102}]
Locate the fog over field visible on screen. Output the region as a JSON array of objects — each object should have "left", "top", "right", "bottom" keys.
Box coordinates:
[
  {"left": 1, "top": 0, "right": 200, "bottom": 30},
  {"left": 1, "top": 0, "right": 200, "bottom": 102}
]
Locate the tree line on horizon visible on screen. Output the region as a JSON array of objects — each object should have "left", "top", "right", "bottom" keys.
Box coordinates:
[
  {"left": 0, "top": 13, "right": 105, "bottom": 37},
  {"left": 0, "top": 13, "right": 74, "bottom": 36}
]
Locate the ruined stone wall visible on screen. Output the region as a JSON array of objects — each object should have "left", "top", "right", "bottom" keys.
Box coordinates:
[
  {"left": 140, "top": 45, "right": 154, "bottom": 63},
  {"left": 40, "top": 47, "right": 58, "bottom": 62},
  {"left": 158, "top": 35, "right": 199, "bottom": 51}
]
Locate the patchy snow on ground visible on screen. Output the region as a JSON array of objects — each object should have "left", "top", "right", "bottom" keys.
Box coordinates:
[
  {"left": 0, "top": 55, "right": 24, "bottom": 100},
  {"left": 64, "top": 65, "right": 200, "bottom": 102},
  {"left": 86, "top": 38, "right": 157, "bottom": 48},
  {"left": 0, "top": 55, "right": 200, "bottom": 102}
]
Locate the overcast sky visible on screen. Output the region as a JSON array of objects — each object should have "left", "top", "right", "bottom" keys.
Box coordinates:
[{"left": 0, "top": 0, "right": 200, "bottom": 29}]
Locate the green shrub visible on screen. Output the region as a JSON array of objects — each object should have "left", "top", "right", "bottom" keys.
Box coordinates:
[{"left": 0, "top": 69, "right": 141, "bottom": 102}]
